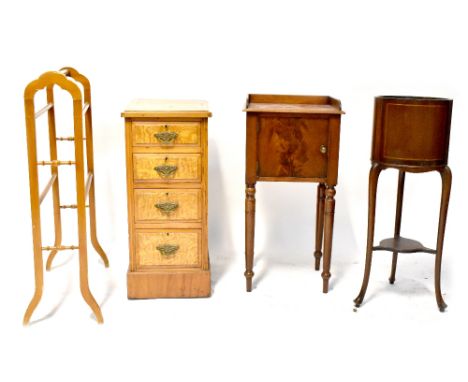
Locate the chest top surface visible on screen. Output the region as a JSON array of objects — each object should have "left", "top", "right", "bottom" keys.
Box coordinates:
[
  {"left": 122, "top": 99, "right": 211, "bottom": 118},
  {"left": 244, "top": 94, "right": 344, "bottom": 115}
]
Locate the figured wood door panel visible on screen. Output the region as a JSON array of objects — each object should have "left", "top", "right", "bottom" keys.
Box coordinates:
[
  {"left": 135, "top": 230, "right": 201, "bottom": 269},
  {"left": 257, "top": 117, "right": 329, "bottom": 178},
  {"left": 134, "top": 189, "right": 201, "bottom": 222}
]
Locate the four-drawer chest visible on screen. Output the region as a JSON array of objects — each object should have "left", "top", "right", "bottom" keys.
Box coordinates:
[{"left": 122, "top": 99, "right": 211, "bottom": 298}]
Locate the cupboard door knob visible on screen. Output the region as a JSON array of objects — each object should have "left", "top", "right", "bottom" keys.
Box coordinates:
[{"left": 320, "top": 145, "right": 327, "bottom": 154}]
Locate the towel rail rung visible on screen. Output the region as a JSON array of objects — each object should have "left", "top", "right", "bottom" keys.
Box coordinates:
[
  {"left": 85, "top": 172, "right": 94, "bottom": 199},
  {"left": 37, "top": 160, "right": 76, "bottom": 166},
  {"left": 60, "top": 204, "right": 89, "bottom": 209},
  {"left": 42, "top": 245, "right": 78, "bottom": 251},
  {"left": 34, "top": 103, "right": 53, "bottom": 119},
  {"left": 39, "top": 174, "right": 57, "bottom": 204}
]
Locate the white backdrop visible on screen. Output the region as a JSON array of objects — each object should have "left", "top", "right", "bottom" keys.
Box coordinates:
[{"left": 1, "top": 0, "right": 467, "bottom": 381}]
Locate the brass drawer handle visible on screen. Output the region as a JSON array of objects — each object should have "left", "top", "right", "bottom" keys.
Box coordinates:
[
  {"left": 154, "top": 201, "right": 179, "bottom": 213},
  {"left": 154, "top": 131, "right": 178, "bottom": 144},
  {"left": 154, "top": 164, "right": 178, "bottom": 177},
  {"left": 320, "top": 145, "right": 327, "bottom": 154},
  {"left": 156, "top": 244, "right": 179, "bottom": 256}
]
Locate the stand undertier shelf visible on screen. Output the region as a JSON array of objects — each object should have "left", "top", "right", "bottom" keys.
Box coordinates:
[{"left": 373, "top": 236, "right": 436, "bottom": 255}]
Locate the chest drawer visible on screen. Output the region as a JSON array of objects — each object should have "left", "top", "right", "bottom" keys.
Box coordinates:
[
  {"left": 133, "top": 153, "right": 201, "bottom": 182},
  {"left": 134, "top": 189, "right": 201, "bottom": 222},
  {"left": 257, "top": 116, "right": 329, "bottom": 179},
  {"left": 132, "top": 121, "right": 200, "bottom": 147},
  {"left": 135, "top": 230, "right": 201, "bottom": 269}
]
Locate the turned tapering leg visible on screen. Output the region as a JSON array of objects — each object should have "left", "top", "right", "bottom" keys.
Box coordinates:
[
  {"left": 321, "top": 185, "right": 336, "bottom": 293},
  {"left": 389, "top": 170, "right": 405, "bottom": 284},
  {"left": 434, "top": 166, "right": 451, "bottom": 312},
  {"left": 245, "top": 184, "right": 256, "bottom": 292},
  {"left": 354, "top": 163, "right": 382, "bottom": 307},
  {"left": 314, "top": 183, "right": 326, "bottom": 271}
]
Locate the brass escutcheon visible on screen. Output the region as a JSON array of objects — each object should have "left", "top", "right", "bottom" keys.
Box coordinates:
[
  {"left": 154, "top": 131, "right": 178, "bottom": 144},
  {"left": 156, "top": 244, "right": 179, "bottom": 256},
  {"left": 154, "top": 164, "right": 178, "bottom": 177},
  {"left": 155, "top": 201, "right": 179, "bottom": 213}
]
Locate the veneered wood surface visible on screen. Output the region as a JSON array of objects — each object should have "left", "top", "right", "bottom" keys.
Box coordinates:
[
  {"left": 134, "top": 189, "right": 201, "bottom": 222},
  {"left": 356, "top": 96, "right": 453, "bottom": 310},
  {"left": 132, "top": 121, "right": 200, "bottom": 146},
  {"left": 372, "top": 96, "right": 452, "bottom": 166},
  {"left": 246, "top": 103, "right": 343, "bottom": 114},
  {"left": 244, "top": 94, "right": 343, "bottom": 114},
  {"left": 243, "top": 94, "right": 343, "bottom": 293},
  {"left": 122, "top": 99, "right": 211, "bottom": 118},
  {"left": 257, "top": 116, "right": 329, "bottom": 178},
  {"left": 382, "top": 104, "right": 449, "bottom": 161},
  {"left": 124, "top": 100, "right": 210, "bottom": 298},
  {"left": 135, "top": 230, "right": 200, "bottom": 268},
  {"left": 133, "top": 153, "right": 201, "bottom": 182},
  {"left": 127, "top": 269, "right": 211, "bottom": 298}
]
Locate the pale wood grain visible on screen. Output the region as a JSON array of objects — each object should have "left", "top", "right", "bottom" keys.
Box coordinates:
[
  {"left": 136, "top": 230, "right": 200, "bottom": 268},
  {"left": 122, "top": 99, "right": 212, "bottom": 118},
  {"left": 127, "top": 269, "right": 211, "bottom": 298},
  {"left": 133, "top": 153, "right": 201, "bottom": 182},
  {"left": 23, "top": 67, "right": 108, "bottom": 325},
  {"left": 124, "top": 99, "right": 211, "bottom": 298},
  {"left": 132, "top": 121, "right": 200, "bottom": 146},
  {"left": 134, "top": 189, "right": 201, "bottom": 222}
]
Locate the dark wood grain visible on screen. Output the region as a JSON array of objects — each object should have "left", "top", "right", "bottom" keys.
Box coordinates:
[
  {"left": 244, "top": 94, "right": 343, "bottom": 293},
  {"left": 375, "top": 237, "right": 435, "bottom": 254},
  {"left": 245, "top": 185, "right": 256, "bottom": 292},
  {"left": 435, "top": 166, "right": 451, "bottom": 311},
  {"left": 355, "top": 96, "right": 453, "bottom": 311},
  {"left": 321, "top": 186, "right": 336, "bottom": 293},
  {"left": 372, "top": 96, "right": 452, "bottom": 167},
  {"left": 257, "top": 116, "right": 328, "bottom": 179},
  {"left": 354, "top": 163, "right": 382, "bottom": 307},
  {"left": 314, "top": 183, "right": 325, "bottom": 270},
  {"left": 389, "top": 171, "right": 405, "bottom": 284}
]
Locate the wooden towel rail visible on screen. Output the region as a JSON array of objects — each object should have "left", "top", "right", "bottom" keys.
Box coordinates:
[{"left": 23, "top": 67, "right": 109, "bottom": 325}]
